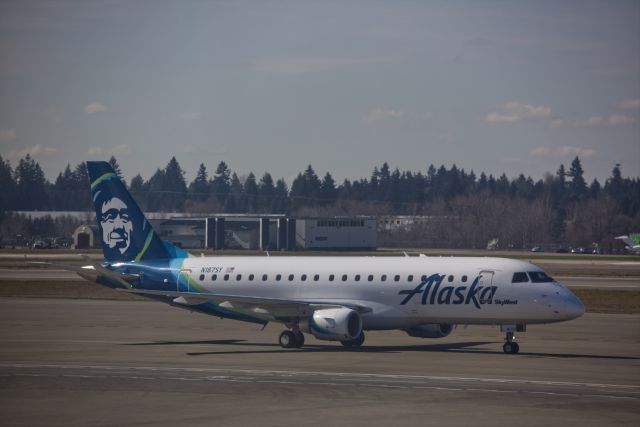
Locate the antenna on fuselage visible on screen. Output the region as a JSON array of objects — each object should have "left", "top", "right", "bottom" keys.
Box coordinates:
[
  {"left": 265, "top": 251, "right": 270, "bottom": 257},
  {"left": 403, "top": 251, "right": 410, "bottom": 257}
]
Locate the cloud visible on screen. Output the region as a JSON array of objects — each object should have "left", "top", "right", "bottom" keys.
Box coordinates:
[
  {"left": 179, "top": 112, "right": 204, "bottom": 121},
  {"left": 0, "top": 129, "right": 17, "bottom": 141},
  {"left": 574, "top": 114, "right": 635, "bottom": 127},
  {"left": 84, "top": 102, "right": 109, "bottom": 114},
  {"left": 87, "top": 144, "right": 131, "bottom": 157},
  {"left": 7, "top": 144, "right": 57, "bottom": 159},
  {"left": 364, "top": 108, "right": 405, "bottom": 122},
  {"left": 256, "top": 57, "right": 364, "bottom": 74},
  {"left": 617, "top": 98, "right": 640, "bottom": 110},
  {"left": 485, "top": 101, "right": 553, "bottom": 123},
  {"left": 530, "top": 146, "right": 596, "bottom": 159}
]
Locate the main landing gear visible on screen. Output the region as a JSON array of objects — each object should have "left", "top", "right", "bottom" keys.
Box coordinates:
[
  {"left": 502, "top": 331, "right": 520, "bottom": 354},
  {"left": 279, "top": 330, "right": 305, "bottom": 349},
  {"left": 340, "top": 332, "right": 365, "bottom": 348}
]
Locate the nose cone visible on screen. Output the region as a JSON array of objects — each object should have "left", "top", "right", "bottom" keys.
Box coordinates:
[{"left": 562, "top": 291, "right": 586, "bottom": 320}]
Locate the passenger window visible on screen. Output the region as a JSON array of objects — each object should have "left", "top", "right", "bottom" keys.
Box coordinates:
[
  {"left": 355, "top": 274, "right": 360, "bottom": 281},
  {"left": 212, "top": 274, "right": 217, "bottom": 281},
  {"left": 276, "top": 274, "right": 282, "bottom": 281},
  {"left": 342, "top": 274, "right": 348, "bottom": 282},
  {"left": 528, "top": 271, "right": 553, "bottom": 283},
  {"left": 301, "top": 274, "right": 307, "bottom": 281},
  {"left": 224, "top": 274, "right": 229, "bottom": 281},
  {"left": 313, "top": 274, "right": 319, "bottom": 281},
  {"left": 448, "top": 275, "right": 454, "bottom": 282},
  {"left": 262, "top": 274, "right": 268, "bottom": 281},
  {"left": 329, "top": 274, "right": 335, "bottom": 282},
  {"left": 512, "top": 272, "right": 529, "bottom": 283},
  {"left": 236, "top": 274, "right": 242, "bottom": 281},
  {"left": 462, "top": 275, "right": 468, "bottom": 282},
  {"left": 199, "top": 274, "right": 205, "bottom": 281},
  {"left": 288, "top": 274, "right": 294, "bottom": 281},
  {"left": 381, "top": 275, "right": 387, "bottom": 282},
  {"left": 408, "top": 275, "right": 413, "bottom": 282},
  {"left": 248, "top": 274, "right": 254, "bottom": 281},
  {"left": 394, "top": 275, "right": 400, "bottom": 282},
  {"left": 367, "top": 275, "right": 373, "bottom": 282}
]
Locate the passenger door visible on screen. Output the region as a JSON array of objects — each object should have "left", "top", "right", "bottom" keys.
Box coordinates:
[{"left": 177, "top": 269, "right": 192, "bottom": 292}]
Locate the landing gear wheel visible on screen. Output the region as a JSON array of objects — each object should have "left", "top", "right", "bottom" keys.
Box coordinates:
[
  {"left": 292, "top": 330, "right": 305, "bottom": 348},
  {"left": 279, "top": 330, "right": 296, "bottom": 349},
  {"left": 340, "top": 332, "right": 365, "bottom": 348},
  {"left": 502, "top": 331, "right": 520, "bottom": 354}
]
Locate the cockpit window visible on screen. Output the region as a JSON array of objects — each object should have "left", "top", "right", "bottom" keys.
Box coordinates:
[
  {"left": 512, "top": 272, "right": 529, "bottom": 283},
  {"left": 528, "top": 271, "right": 554, "bottom": 283}
]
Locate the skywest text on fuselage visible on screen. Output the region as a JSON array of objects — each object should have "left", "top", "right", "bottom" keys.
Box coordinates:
[{"left": 398, "top": 274, "right": 498, "bottom": 309}]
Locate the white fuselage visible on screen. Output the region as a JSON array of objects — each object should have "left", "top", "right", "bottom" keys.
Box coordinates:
[{"left": 175, "top": 256, "right": 584, "bottom": 330}]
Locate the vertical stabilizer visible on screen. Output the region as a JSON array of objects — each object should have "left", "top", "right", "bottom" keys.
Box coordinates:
[{"left": 87, "top": 161, "right": 189, "bottom": 263}]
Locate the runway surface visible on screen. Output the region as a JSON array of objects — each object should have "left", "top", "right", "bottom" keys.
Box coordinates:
[{"left": 0, "top": 297, "right": 638, "bottom": 426}]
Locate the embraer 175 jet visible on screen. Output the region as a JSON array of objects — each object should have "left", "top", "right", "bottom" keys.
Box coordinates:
[{"left": 45, "top": 161, "right": 585, "bottom": 354}]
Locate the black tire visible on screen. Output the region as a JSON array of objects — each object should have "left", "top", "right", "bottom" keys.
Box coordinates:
[
  {"left": 340, "top": 332, "right": 365, "bottom": 348},
  {"left": 279, "top": 330, "right": 296, "bottom": 349},
  {"left": 503, "top": 342, "right": 519, "bottom": 354},
  {"left": 293, "top": 331, "right": 305, "bottom": 348}
]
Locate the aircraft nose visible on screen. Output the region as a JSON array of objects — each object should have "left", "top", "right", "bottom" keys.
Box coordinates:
[{"left": 562, "top": 291, "right": 585, "bottom": 320}]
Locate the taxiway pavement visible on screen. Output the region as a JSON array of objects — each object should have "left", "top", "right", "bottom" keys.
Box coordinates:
[{"left": 0, "top": 297, "right": 638, "bottom": 426}]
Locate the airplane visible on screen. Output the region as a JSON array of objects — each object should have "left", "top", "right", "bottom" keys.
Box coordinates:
[
  {"left": 40, "top": 161, "right": 585, "bottom": 354},
  {"left": 615, "top": 235, "right": 640, "bottom": 255}
]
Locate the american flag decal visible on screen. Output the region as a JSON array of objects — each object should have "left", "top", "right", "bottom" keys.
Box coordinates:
[{"left": 225, "top": 267, "right": 235, "bottom": 273}]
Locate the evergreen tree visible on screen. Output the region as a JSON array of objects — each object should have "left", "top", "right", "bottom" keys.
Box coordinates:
[
  {"left": 568, "top": 156, "right": 587, "bottom": 201},
  {"left": 243, "top": 173, "right": 259, "bottom": 212},
  {"left": 273, "top": 178, "right": 289, "bottom": 213},
  {"left": 14, "top": 154, "right": 48, "bottom": 210},
  {"left": 0, "top": 155, "right": 17, "bottom": 211},
  {"left": 108, "top": 156, "right": 123, "bottom": 180},
  {"left": 211, "top": 161, "right": 231, "bottom": 204},
  {"left": 146, "top": 168, "right": 166, "bottom": 211},
  {"left": 319, "top": 172, "right": 337, "bottom": 205},
  {"left": 189, "top": 163, "right": 209, "bottom": 202},
  {"left": 163, "top": 157, "right": 187, "bottom": 211},
  {"left": 258, "top": 173, "right": 276, "bottom": 212}
]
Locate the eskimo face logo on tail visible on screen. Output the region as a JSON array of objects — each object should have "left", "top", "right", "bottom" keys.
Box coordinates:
[{"left": 99, "top": 197, "right": 132, "bottom": 254}]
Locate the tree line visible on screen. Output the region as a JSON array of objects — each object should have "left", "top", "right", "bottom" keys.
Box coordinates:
[{"left": 1, "top": 153, "right": 639, "bottom": 249}]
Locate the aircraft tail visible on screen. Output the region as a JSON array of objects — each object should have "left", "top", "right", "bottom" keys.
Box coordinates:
[
  {"left": 87, "top": 161, "right": 189, "bottom": 263},
  {"left": 616, "top": 235, "right": 638, "bottom": 248}
]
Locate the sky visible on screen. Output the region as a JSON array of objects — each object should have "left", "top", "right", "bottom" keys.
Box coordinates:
[{"left": 1, "top": 0, "right": 639, "bottom": 185}]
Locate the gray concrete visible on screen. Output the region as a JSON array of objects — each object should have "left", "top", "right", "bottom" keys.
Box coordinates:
[{"left": 0, "top": 297, "right": 638, "bottom": 426}]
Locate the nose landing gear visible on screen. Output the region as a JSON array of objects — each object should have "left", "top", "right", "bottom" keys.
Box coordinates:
[
  {"left": 502, "top": 331, "right": 520, "bottom": 354},
  {"left": 501, "top": 324, "right": 525, "bottom": 354}
]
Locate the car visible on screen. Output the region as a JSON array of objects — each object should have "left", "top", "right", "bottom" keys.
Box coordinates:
[
  {"left": 531, "top": 246, "right": 544, "bottom": 252},
  {"left": 32, "top": 241, "right": 46, "bottom": 249}
]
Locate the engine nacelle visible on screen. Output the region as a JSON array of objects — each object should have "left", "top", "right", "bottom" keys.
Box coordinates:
[
  {"left": 403, "top": 323, "right": 455, "bottom": 339},
  {"left": 301, "top": 308, "right": 362, "bottom": 341}
]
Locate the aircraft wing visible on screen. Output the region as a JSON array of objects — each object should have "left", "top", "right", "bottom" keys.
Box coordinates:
[{"left": 118, "top": 288, "right": 372, "bottom": 319}]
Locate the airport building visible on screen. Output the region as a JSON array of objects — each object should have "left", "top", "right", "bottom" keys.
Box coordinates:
[{"left": 69, "top": 214, "right": 376, "bottom": 251}]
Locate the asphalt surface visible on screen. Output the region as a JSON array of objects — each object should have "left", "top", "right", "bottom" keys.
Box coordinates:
[{"left": 0, "top": 297, "right": 638, "bottom": 426}]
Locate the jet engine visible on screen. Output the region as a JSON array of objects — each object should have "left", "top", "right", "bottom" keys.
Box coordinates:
[
  {"left": 403, "top": 323, "right": 455, "bottom": 338},
  {"left": 301, "top": 308, "right": 362, "bottom": 341}
]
